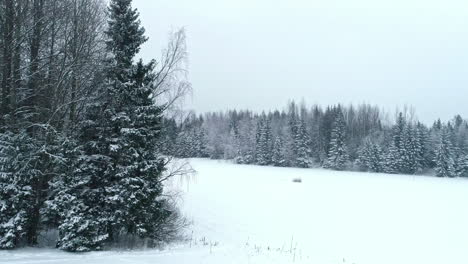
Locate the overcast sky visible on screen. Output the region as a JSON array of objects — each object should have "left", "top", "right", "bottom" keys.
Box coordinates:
[{"left": 134, "top": 0, "right": 468, "bottom": 124}]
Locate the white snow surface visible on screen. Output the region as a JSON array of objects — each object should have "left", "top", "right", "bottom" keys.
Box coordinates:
[{"left": 2, "top": 158, "right": 468, "bottom": 264}]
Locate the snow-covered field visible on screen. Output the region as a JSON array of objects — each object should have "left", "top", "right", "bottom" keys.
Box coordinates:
[{"left": 2, "top": 158, "right": 468, "bottom": 264}]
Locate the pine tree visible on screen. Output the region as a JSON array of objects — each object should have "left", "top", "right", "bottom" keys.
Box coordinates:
[
  {"left": 286, "top": 107, "right": 299, "bottom": 166},
  {"left": 41, "top": 136, "right": 108, "bottom": 252},
  {"left": 455, "top": 154, "right": 468, "bottom": 177},
  {"left": 272, "top": 136, "right": 286, "bottom": 167},
  {"left": 294, "top": 119, "right": 312, "bottom": 168},
  {"left": 325, "top": 111, "right": 348, "bottom": 170},
  {"left": 194, "top": 128, "right": 209, "bottom": 157},
  {"left": 57, "top": 0, "right": 170, "bottom": 251},
  {"left": 255, "top": 116, "right": 273, "bottom": 165},
  {"left": 434, "top": 128, "right": 456, "bottom": 177},
  {"left": 0, "top": 131, "right": 35, "bottom": 249},
  {"left": 0, "top": 118, "right": 73, "bottom": 248},
  {"left": 386, "top": 113, "right": 406, "bottom": 173},
  {"left": 357, "top": 140, "right": 372, "bottom": 171},
  {"left": 384, "top": 142, "right": 401, "bottom": 174},
  {"left": 393, "top": 113, "right": 406, "bottom": 149},
  {"left": 400, "top": 124, "right": 421, "bottom": 174},
  {"left": 384, "top": 113, "right": 425, "bottom": 174},
  {"left": 54, "top": 156, "right": 110, "bottom": 252},
  {"left": 433, "top": 119, "right": 442, "bottom": 130},
  {"left": 255, "top": 118, "right": 263, "bottom": 162},
  {"left": 415, "top": 122, "right": 429, "bottom": 169},
  {"left": 357, "top": 139, "right": 384, "bottom": 172},
  {"left": 177, "top": 129, "right": 194, "bottom": 158},
  {"left": 160, "top": 118, "right": 178, "bottom": 155},
  {"left": 232, "top": 128, "right": 245, "bottom": 164},
  {"left": 309, "top": 121, "right": 321, "bottom": 162},
  {"left": 369, "top": 144, "right": 384, "bottom": 172}
]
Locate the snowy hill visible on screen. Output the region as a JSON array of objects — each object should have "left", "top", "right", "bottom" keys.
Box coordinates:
[{"left": 2, "top": 158, "right": 468, "bottom": 264}]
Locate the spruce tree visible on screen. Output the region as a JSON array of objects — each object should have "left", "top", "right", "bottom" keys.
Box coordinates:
[
  {"left": 455, "top": 154, "right": 468, "bottom": 177},
  {"left": 194, "top": 128, "right": 209, "bottom": 157},
  {"left": 387, "top": 113, "right": 406, "bottom": 173},
  {"left": 369, "top": 143, "right": 384, "bottom": 173},
  {"left": 393, "top": 113, "right": 406, "bottom": 149},
  {"left": 399, "top": 125, "right": 411, "bottom": 173},
  {"left": 0, "top": 131, "right": 35, "bottom": 249},
  {"left": 175, "top": 130, "right": 192, "bottom": 158},
  {"left": 384, "top": 142, "right": 401, "bottom": 174},
  {"left": 357, "top": 139, "right": 384, "bottom": 172},
  {"left": 255, "top": 116, "right": 273, "bottom": 165},
  {"left": 434, "top": 128, "right": 455, "bottom": 177},
  {"left": 294, "top": 119, "right": 312, "bottom": 168},
  {"left": 415, "top": 122, "right": 429, "bottom": 169},
  {"left": 160, "top": 118, "right": 178, "bottom": 155},
  {"left": 57, "top": 0, "right": 170, "bottom": 251},
  {"left": 400, "top": 124, "right": 421, "bottom": 174},
  {"left": 357, "top": 140, "right": 372, "bottom": 171},
  {"left": 232, "top": 128, "right": 245, "bottom": 164},
  {"left": 255, "top": 118, "right": 263, "bottom": 163},
  {"left": 286, "top": 109, "right": 299, "bottom": 165},
  {"left": 325, "top": 111, "right": 348, "bottom": 170},
  {"left": 384, "top": 113, "right": 425, "bottom": 174},
  {"left": 0, "top": 127, "right": 69, "bottom": 248},
  {"left": 272, "top": 136, "right": 286, "bottom": 167}
]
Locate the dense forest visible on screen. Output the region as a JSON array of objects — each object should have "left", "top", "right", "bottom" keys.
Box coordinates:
[
  {"left": 165, "top": 102, "right": 468, "bottom": 177},
  {"left": 0, "top": 0, "right": 189, "bottom": 252}
]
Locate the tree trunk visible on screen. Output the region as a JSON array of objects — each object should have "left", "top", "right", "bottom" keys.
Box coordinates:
[
  {"left": 69, "top": 0, "right": 79, "bottom": 125},
  {"left": 12, "top": 0, "right": 24, "bottom": 119},
  {"left": 25, "top": 0, "right": 45, "bottom": 246},
  {"left": 1, "top": 0, "right": 14, "bottom": 116},
  {"left": 27, "top": 0, "right": 44, "bottom": 120}
]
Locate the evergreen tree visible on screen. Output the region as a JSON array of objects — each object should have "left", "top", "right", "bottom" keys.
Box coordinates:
[
  {"left": 384, "top": 113, "right": 425, "bottom": 174},
  {"left": 160, "top": 118, "right": 179, "bottom": 155},
  {"left": 285, "top": 106, "right": 299, "bottom": 165},
  {"left": 177, "top": 129, "right": 195, "bottom": 158},
  {"left": 53, "top": 154, "right": 109, "bottom": 252},
  {"left": 194, "top": 128, "right": 209, "bottom": 157},
  {"left": 309, "top": 120, "right": 322, "bottom": 162},
  {"left": 415, "top": 122, "right": 430, "bottom": 169},
  {"left": 455, "top": 154, "right": 468, "bottom": 177},
  {"left": 400, "top": 124, "right": 421, "bottom": 174},
  {"left": 384, "top": 142, "right": 401, "bottom": 174},
  {"left": 393, "top": 113, "right": 406, "bottom": 149},
  {"left": 255, "top": 116, "right": 273, "bottom": 165},
  {"left": 294, "top": 119, "right": 312, "bottom": 168},
  {"left": 434, "top": 128, "right": 456, "bottom": 177},
  {"left": 325, "top": 110, "right": 348, "bottom": 170},
  {"left": 357, "top": 139, "right": 384, "bottom": 172},
  {"left": 398, "top": 125, "right": 411, "bottom": 173},
  {"left": 57, "top": 0, "right": 170, "bottom": 251},
  {"left": 255, "top": 118, "right": 263, "bottom": 162},
  {"left": 232, "top": 128, "right": 245, "bottom": 164},
  {"left": 0, "top": 131, "right": 35, "bottom": 249},
  {"left": 271, "top": 136, "right": 286, "bottom": 167},
  {"left": 386, "top": 113, "right": 406, "bottom": 173},
  {"left": 433, "top": 119, "right": 443, "bottom": 130},
  {"left": 0, "top": 127, "right": 68, "bottom": 248}
]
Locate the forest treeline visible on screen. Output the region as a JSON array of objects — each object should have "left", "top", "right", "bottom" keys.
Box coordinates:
[
  {"left": 165, "top": 102, "right": 468, "bottom": 177},
  {"left": 0, "top": 0, "right": 189, "bottom": 252}
]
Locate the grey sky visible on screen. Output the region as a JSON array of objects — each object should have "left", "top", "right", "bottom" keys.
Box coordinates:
[{"left": 134, "top": 0, "right": 468, "bottom": 124}]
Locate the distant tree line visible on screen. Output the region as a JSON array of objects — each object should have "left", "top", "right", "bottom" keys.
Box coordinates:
[
  {"left": 164, "top": 102, "right": 468, "bottom": 178},
  {"left": 0, "top": 0, "right": 189, "bottom": 252}
]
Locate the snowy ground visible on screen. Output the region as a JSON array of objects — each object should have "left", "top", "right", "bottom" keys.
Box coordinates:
[{"left": 2, "top": 158, "right": 468, "bottom": 264}]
